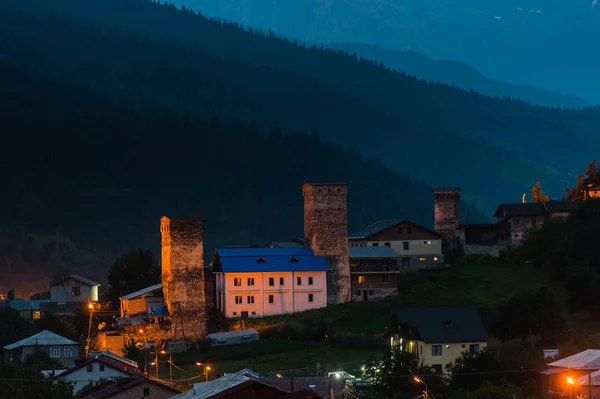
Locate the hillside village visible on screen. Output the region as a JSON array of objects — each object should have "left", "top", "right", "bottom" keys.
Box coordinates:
[{"left": 3, "top": 177, "right": 600, "bottom": 398}]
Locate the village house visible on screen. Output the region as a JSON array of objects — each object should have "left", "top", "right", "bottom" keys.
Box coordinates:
[
  {"left": 0, "top": 297, "right": 50, "bottom": 321},
  {"left": 349, "top": 219, "right": 444, "bottom": 269},
  {"left": 3, "top": 330, "right": 79, "bottom": 367},
  {"left": 80, "top": 376, "right": 180, "bottom": 399},
  {"left": 49, "top": 275, "right": 101, "bottom": 302},
  {"left": 389, "top": 306, "right": 488, "bottom": 373},
  {"left": 213, "top": 247, "right": 328, "bottom": 318},
  {"left": 349, "top": 246, "right": 401, "bottom": 301},
  {"left": 55, "top": 352, "right": 145, "bottom": 393},
  {"left": 540, "top": 349, "right": 600, "bottom": 399}
]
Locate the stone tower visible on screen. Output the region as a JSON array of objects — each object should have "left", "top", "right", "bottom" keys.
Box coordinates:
[
  {"left": 160, "top": 216, "right": 206, "bottom": 342},
  {"left": 303, "top": 182, "right": 351, "bottom": 304},
  {"left": 434, "top": 188, "right": 461, "bottom": 238}
]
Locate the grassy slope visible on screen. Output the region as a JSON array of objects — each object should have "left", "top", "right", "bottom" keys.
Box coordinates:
[{"left": 165, "top": 256, "right": 568, "bottom": 383}]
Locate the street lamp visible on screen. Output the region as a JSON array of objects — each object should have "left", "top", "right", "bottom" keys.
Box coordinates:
[
  {"left": 139, "top": 329, "right": 148, "bottom": 377},
  {"left": 196, "top": 362, "right": 211, "bottom": 382},
  {"left": 161, "top": 350, "right": 173, "bottom": 382},
  {"left": 414, "top": 376, "right": 429, "bottom": 399},
  {"left": 85, "top": 302, "right": 95, "bottom": 357},
  {"left": 567, "top": 376, "right": 575, "bottom": 399}
]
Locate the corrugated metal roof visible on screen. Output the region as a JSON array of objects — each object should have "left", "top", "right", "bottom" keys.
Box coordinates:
[
  {"left": 50, "top": 275, "right": 101, "bottom": 287},
  {"left": 215, "top": 248, "right": 328, "bottom": 273},
  {"left": 548, "top": 349, "right": 600, "bottom": 370},
  {"left": 121, "top": 284, "right": 163, "bottom": 300},
  {"left": 392, "top": 306, "right": 488, "bottom": 343},
  {"left": 349, "top": 219, "right": 403, "bottom": 239},
  {"left": 170, "top": 370, "right": 258, "bottom": 399},
  {"left": 207, "top": 329, "right": 258, "bottom": 341},
  {"left": 1, "top": 298, "right": 50, "bottom": 311},
  {"left": 349, "top": 246, "right": 400, "bottom": 259},
  {"left": 4, "top": 330, "right": 78, "bottom": 350},
  {"left": 576, "top": 369, "right": 600, "bottom": 385}
]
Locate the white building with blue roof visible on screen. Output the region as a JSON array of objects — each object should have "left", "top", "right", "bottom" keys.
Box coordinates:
[{"left": 212, "top": 247, "right": 328, "bottom": 318}]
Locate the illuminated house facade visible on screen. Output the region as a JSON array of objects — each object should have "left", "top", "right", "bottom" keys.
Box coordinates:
[
  {"left": 49, "top": 275, "right": 101, "bottom": 303},
  {"left": 389, "top": 306, "right": 488, "bottom": 373},
  {"left": 349, "top": 220, "right": 444, "bottom": 269},
  {"left": 213, "top": 248, "right": 328, "bottom": 318},
  {"left": 349, "top": 246, "right": 401, "bottom": 301}
]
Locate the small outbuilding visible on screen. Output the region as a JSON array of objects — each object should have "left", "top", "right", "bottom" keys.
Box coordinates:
[{"left": 206, "top": 329, "right": 259, "bottom": 347}]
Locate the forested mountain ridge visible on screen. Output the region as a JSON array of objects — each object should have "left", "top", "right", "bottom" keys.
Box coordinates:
[
  {"left": 0, "top": 62, "right": 485, "bottom": 296},
  {"left": 2, "top": 0, "right": 598, "bottom": 211},
  {"left": 324, "top": 42, "right": 590, "bottom": 109}
]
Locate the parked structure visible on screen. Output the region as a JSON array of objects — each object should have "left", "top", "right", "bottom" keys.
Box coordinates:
[
  {"left": 49, "top": 275, "right": 101, "bottom": 303},
  {"left": 207, "top": 329, "right": 259, "bottom": 346},
  {"left": 389, "top": 306, "right": 488, "bottom": 373},
  {"left": 349, "top": 220, "right": 444, "bottom": 269},
  {"left": 213, "top": 247, "right": 328, "bottom": 318},
  {"left": 3, "top": 330, "right": 79, "bottom": 367},
  {"left": 540, "top": 349, "right": 600, "bottom": 399},
  {"left": 349, "top": 246, "right": 401, "bottom": 301},
  {"left": 56, "top": 352, "right": 145, "bottom": 393}
]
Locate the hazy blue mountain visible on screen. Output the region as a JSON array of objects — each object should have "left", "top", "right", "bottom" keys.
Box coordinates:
[
  {"left": 178, "top": 0, "right": 600, "bottom": 103},
  {"left": 325, "top": 43, "right": 590, "bottom": 109}
]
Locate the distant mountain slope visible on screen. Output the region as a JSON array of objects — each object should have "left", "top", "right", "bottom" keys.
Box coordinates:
[
  {"left": 325, "top": 43, "right": 590, "bottom": 109},
  {"left": 177, "top": 0, "right": 600, "bottom": 104},
  {"left": 0, "top": 62, "right": 484, "bottom": 294},
  {"left": 2, "top": 0, "right": 599, "bottom": 213}
]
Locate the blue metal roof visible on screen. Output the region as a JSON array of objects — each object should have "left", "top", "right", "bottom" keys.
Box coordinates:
[
  {"left": 215, "top": 248, "right": 328, "bottom": 272},
  {"left": 1, "top": 298, "right": 50, "bottom": 311}
]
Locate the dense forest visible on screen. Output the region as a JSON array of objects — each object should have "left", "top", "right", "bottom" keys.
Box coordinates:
[
  {"left": 2, "top": 0, "right": 600, "bottom": 211},
  {"left": 0, "top": 62, "right": 483, "bottom": 295}
]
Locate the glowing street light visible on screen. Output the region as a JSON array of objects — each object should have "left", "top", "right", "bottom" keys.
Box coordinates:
[
  {"left": 413, "top": 376, "right": 429, "bottom": 399},
  {"left": 567, "top": 377, "right": 575, "bottom": 385}
]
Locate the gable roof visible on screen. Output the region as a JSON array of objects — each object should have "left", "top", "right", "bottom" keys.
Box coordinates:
[
  {"left": 171, "top": 369, "right": 266, "bottom": 399},
  {"left": 50, "top": 275, "right": 101, "bottom": 287},
  {"left": 56, "top": 354, "right": 145, "bottom": 379},
  {"left": 3, "top": 330, "right": 78, "bottom": 350},
  {"left": 392, "top": 306, "right": 488, "bottom": 343},
  {"left": 80, "top": 376, "right": 180, "bottom": 398},
  {"left": 547, "top": 349, "right": 600, "bottom": 370},
  {"left": 349, "top": 219, "right": 441, "bottom": 240},
  {"left": 349, "top": 246, "right": 400, "bottom": 259},
  {"left": 214, "top": 248, "right": 328, "bottom": 273},
  {"left": 493, "top": 201, "right": 576, "bottom": 219},
  {"left": 121, "top": 283, "right": 163, "bottom": 300},
  {"left": 1, "top": 298, "right": 50, "bottom": 311}
]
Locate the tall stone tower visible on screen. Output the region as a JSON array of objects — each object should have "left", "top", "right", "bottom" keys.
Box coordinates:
[
  {"left": 303, "top": 182, "right": 351, "bottom": 304},
  {"left": 434, "top": 188, "right": 461, "bottom": 238},
  {"left": 160, "top": 216, "right": 206, "bottom": 342}
]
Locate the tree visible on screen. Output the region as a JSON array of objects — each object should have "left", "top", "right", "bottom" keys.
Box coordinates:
[
  {"left": 566, "top": 160, "right": 599, "bottom": 201},
  {"left": 451, "top": 381, "right": 520, "bottom": 399},
  {"left": 0, "top": 360, "right": 74, "bottom": 398},
  {"left": 492, "top": 288, "right": 567, "bottom": 342},
  {"left": 447, "top": 349, "right": 503, "bottom": 391},
  {"left": 107, "top": 249, "right": 160, "bottom": 309},
  {"left": 0, "top": 307, "right": 37, "bottom": 347},
  {"left": 530, "top": 181, "right": 550, "bottom": 203}
]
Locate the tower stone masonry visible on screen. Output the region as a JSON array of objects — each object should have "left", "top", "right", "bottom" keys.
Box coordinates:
[
  {"left": 303, "top": 182, "right": 351, "bottom": 304},
  {"left": 433, "top": 188, "right": 461, "bottom": 238},
  {"left": 160, "top": 216, "right": 206, "bottom": 342}
]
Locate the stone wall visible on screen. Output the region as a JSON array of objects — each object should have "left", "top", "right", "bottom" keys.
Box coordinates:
[
  {"left": 434, "top": 188, "right": 461, "bottom": 238},
  {"left": 160, "top": 217, "right": 206, "bottom": 342},
  {"left": 303, "top": 182, "right": 351, "bottom": 304}
]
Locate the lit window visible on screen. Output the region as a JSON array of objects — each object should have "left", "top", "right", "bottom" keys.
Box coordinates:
[
  {"left": 269, "top": 277, "right": 274, "bottom": 286},
  {"left": 358, "top": 276, "right": 365, "bottom": 284},
  {"left": 419, "top": 257, "right": 426, "bottom": 262},
  {"left": 247, "top": 278, "right": 255, "bottom": 286},
  {"left": 308, "top": 294, "right": 314, "bottom": 303},
  {"left": 50, "top": 346, "right": 60, "bottom": 358},
  {"left": 308, "top": 277, "right": 313, "bottom": 285},
  {"left": 234, "top": 278, "right": 241, "bottom": 287},
  {"left": 33, "top": 311, "right": 41, "bottom": 320},
  {"left": 64, "top": 346, "right": 76, "bottom": 357},
  {"left": 247, "top": 296, "right": 255, "bottom": 304},
  {"left": 432, "top": 345, "right": 442, "bottom": 356},
  {"left": 433, "top": 257, "right": 439, "bottom": 262},
  {"left": 269, "top": 295, "right": 274, "bottom": 304}
]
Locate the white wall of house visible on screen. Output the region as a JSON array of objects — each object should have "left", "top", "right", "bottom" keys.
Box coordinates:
[
  {"left": 50, "top": 280, "right": 97, "bottom": 302},
  {"left": 216, "top": 271, "right": 326, "bottom": 317},
  {"left": 60, "top": 361, "right": 130, "bottom": 393}
]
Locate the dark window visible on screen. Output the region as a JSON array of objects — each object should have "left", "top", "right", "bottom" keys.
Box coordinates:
[
  {"left": 279, "top": 277, "right": 284, "bottom": 285},
  {"left": 308, "top": 277, "right": 313, "bottom": 285},
  {"left": 71, "top": 286, "right": 81, "bottom": 297},
  {"left": 372, "top": 243, "right": 379, "bottom": 247},
  {"left": 308, "top": 294, "right": 314, "bottom": 303},
  {"left": 86, "top": 365, "right": 93, "bottom": 372},
  {"left": 355, "top": 290, "right": 360, "bottom": 296},
  {"left": 247, "top": 278, "right": 255, "bottom": 286},
  {"left": 297, "top": 277, "right": 302, "bottom": 285},
  {"left": 432, "top": 345, "right": 442, "bottom": 356},
  {"left": 403, "top": 242, "right": 409, "bottom": 250},
  {"left": 251, "top": 311, "right": 256, "bottom": 315},
  {"left": 99, "top": 364, "right": 105, "bottom": 372},
  {"left": 234, "top": 278, "right": 241, "bottom": 286},
  {"left": 398, "top": 227, "right": 403, "bottom": 234},
  {"left": 269, "top": 277, "right": 274, "bottom": 286},
  {"left": 469, "top": 344, "right": 481, "bottom": 354},
  {"left": 269, "top": 295, "right": 274, "bottom": 303},
  {"left": 233, "top": 312, "right": 237, "bottom": 316},
  {"left": 235, "top": 296, "right": 242, "bottom": 304},
  {"left": 382, "top": 274, "right": 389, "bottom": 283},
  {"left": 247, "top": 296, "right": 254, "bottom": 304},
  {"left": 368, "top": 290, "right": 374, "bottom": 296},
  {"left": 143, "top": 387, "right": 150, "bottom": 397},
  {"left": 241, "top": 311, "right": 249, "bottom": 318},
  {"left": 384, "top": 242, "right": 391, "bottom": 247},
  {"left": 407, "top": 227, "right": 412, "bottom": 234}
]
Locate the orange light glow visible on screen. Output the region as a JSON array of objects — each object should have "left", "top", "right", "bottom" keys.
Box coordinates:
[
  {"left": 195, "top": 362, "right": 202, "bottom": 366},
  {"left": 567, "top": 377, "right": 575, "bottom": 385},
  {"left": 160, "top": 350, "right": 167, "bottom": 354},
  {"left": 139, "top": 329, "right": 144, "bottom": 334},
  {"left": 206, "top": 366, "right": 211, "bottom": 371},
  {"left": 88, "top": 303, "right": 94, "bottom": 309},
  {"left": 414, "top": 376, "right": 422, "bottom": 383}
]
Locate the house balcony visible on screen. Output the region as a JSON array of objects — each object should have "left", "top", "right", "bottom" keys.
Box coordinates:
[{"left": 350, "top": 263, "right": 400, "bottom": 273}]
